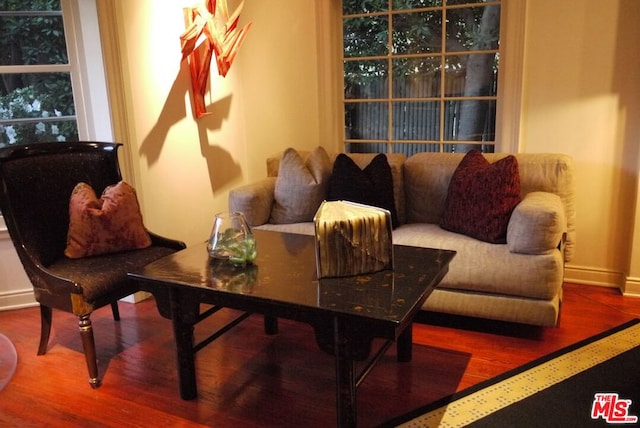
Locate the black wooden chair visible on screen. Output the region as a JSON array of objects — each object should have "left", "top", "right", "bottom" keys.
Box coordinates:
[{"left": 0, "top": 142, "right": 185, "bottom": 388}]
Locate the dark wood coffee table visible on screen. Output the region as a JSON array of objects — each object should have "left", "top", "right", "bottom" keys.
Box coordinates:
[{"left": 129, "top": 229, "right": 454, "bottom": 427}]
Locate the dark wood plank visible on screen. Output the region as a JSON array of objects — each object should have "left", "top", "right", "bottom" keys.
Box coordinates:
[{"left": 0, "top": 283, "right": 639, "bottom": 426}]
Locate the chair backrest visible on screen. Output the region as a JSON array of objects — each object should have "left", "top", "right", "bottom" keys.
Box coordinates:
[{"left": 0, "top": 142, "right": 123, "bottom": 267}]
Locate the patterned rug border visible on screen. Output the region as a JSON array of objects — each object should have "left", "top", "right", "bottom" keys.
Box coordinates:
[{"left": 382, "top": 318, "right": 640, "bottom": 428}]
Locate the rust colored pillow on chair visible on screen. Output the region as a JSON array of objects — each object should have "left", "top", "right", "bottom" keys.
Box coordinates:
[
  {"left": 64, "top": 181, "right": 151, "bottom": 258},
  {"left": 440, "top": 150, "right": 521, "bottom": 244}
]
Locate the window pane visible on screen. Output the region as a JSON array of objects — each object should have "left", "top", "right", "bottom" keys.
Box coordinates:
[
  {"left": 393, "top": 0, "right": 442, "bottom": 9},
  {"left": 445, "top": 5, "right": 500, "bottom": 52},
  {"left": 2, "top": 0, "right": 61, "bottom": 10},
  {"left": 393, "top": 142, "right": 441, "bottom": 155},
  {"left": 392, "top": 101, "right": 440, "bottom": 140},
  {"left": 444, "top": 143, "right": 494, "bottom": 153},
  {"left": 345, "top": 102, "right": 388, "bottom": 140},
  {"left": 346, "top": 142, "right": 388, "bottom": 153},
  {"left": 345, "top": 60, "right": 388, "bottom": 99},
  {"left": 343, "top": 16, "right": 388, "bottom": 57},
  {"left": 445, "top": 53, "right": 498, "bottom": 97},
  {"left": 392, "top": 11, "right": 442, "bottom": 54},
  {"left": 0, "top": 72, "right": 78, "bottom": 146},
  {"left": 343, "top": 0, "right": 387, "bottom": 15},
  {"left": 447, "top": 0, "right": 499, "bottom": 6},
  {"left": 0, "top": 119, "right": 77, "bottom": 146},
  {"left": 393, "top": 57, "right": 441, "bottom": 98},
  {"left": 0, "top": 10, "right": 67, "bottom": 65},
  {"left": 444, "top": 99, "right": 496, "bottom": 140}
]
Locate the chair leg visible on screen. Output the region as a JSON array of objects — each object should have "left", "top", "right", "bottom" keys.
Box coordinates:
[
  {"left": 37, "top": 305, "right": 52, "bottom": 355},
  {"left": 78, "top": 314, "right": 101, "bottom": 388},
  {"left": 110, "top": 301, "right": 120, "bottom": 321}
]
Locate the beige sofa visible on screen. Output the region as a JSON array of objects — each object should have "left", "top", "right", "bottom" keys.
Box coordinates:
[{"left": 229, "top": 150, "right": 575, "bottom": 327}]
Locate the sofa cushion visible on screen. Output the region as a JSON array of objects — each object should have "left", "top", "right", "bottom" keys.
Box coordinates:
[
  {"left": 327, "top": 153, "right": 399, "bottom": 228},
  {"left": 440, "top": 150, "right": 521, "bottom": 244},
  {"left": 507, "top": 191, "right": 566, "bottom": 254},
  {"left": 65, "top": 181, "right": 151, "bottom": 258},
  {"left": 270, "top": 147, "right": 332, "bottom": 224},
  {"left": 393, "top": 223, "right": 564, "bottom": 300}
]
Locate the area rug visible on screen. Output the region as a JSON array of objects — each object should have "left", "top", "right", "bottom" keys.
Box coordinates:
[
  {"left": 0, "top": 333, "right": 18, "bottom": 392},
  {"left": 383, "top": 319, "right": 640, "bottom": 427}
]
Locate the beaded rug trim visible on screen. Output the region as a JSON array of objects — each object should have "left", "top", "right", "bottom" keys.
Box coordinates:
[{"left": 398, "top": 321, "right": 640, "bottom": 428}]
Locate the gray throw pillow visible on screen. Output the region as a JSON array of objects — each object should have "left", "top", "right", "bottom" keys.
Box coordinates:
[{"left": 270, "top": 147, "right": 332, "bottom": 224}]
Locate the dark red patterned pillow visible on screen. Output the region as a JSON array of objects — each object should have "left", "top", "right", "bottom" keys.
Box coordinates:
[
  {"left": 65, "top": 181, "right": 151, "bottom": 258},
  {"left": 440, "top": 150, "right": 521, "bottom": 244}
]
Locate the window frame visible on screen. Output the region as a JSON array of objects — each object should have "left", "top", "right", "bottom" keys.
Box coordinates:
[
  {"left": 0, "top": 0, "right": 113, "bottom": 143},
  {"left": 340, "top": 0, "right": 526, "bottom": 154}
]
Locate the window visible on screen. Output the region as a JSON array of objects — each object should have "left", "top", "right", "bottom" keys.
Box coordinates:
[
  {"left": 0, "top": 0, "right": 79, "bottom": 146},
  {"left": 343, "top": 0, "right": 500, "bottom": 155}
]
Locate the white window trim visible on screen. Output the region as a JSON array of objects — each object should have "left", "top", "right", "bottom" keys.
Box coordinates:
[
  {"left": 61, "top": 0, "right": 114, "bottom": 142},
  {"left": 495, "top": 0, "right": 526, "bottom": 153}
]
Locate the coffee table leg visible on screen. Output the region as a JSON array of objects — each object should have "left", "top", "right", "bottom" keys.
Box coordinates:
[
  {"left": 333, "top": 317, "right": 357, "bottom": 427},
  {"left": 170, "top": 289, "right": 197, "bottom": 400},
  {"left": 264, "top": 315, "right": 278, "bottom": 335},
  {"left": 397, "top": 322, "right": 413, "bottom": 362}
]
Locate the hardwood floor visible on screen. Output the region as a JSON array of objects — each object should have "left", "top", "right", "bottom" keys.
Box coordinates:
[{"left": 1, "top": 283, "right": 639, "bottom": 427}]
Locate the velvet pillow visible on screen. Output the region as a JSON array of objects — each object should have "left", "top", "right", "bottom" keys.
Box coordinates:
[
  {"left": 327, "top": 153, "right": 399, "bottom": 228},
  {"left": 440, "top": 150, "right": 521, "bottom": 244},
  {"left": 65, "top": 181, "right": 152, "bottom": 258},
  {"left": 270, "top": 147, "right": 332, "bottom": 224}
]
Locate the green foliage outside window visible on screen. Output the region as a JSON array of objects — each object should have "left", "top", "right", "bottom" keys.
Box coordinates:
[
  {"left": 343, "top": 0, "right": 500, "bottom": 154},
  {"left": 0, "top": 0, "right": 78, "bottom": 146}
]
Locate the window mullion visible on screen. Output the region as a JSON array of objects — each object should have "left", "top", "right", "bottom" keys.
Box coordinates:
[
  {"left": 441, "top": 5, "right": 450, "bottom": 152},
  {"left": 0, "top": 64, "right": 71, "bottom": 74},
  {"left": 387, "top": 1, "right": 393, "bottom": 153}
]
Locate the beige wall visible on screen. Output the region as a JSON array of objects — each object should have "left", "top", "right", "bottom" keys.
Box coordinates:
[
  {"left": 98, "top": 0, "right": 340, "bottom": 246},
  {"left": 519, "top": 0, "right": 640, "bottom": 289},
  {"left": 98, "top": 0, "right": 640, "bottom": 289}
]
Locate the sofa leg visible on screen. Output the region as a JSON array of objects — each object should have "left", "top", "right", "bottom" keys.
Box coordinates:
[
  {"left": 78, "top": 314, "right": 101, "bottom": 388},
  {"left": 37, "top": 304, "right": 52, "bottom": 356}
]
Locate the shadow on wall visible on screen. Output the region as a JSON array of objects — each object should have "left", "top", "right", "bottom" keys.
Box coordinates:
[{"left": 139, "top": 62, "right": 242, "bottom": 193}]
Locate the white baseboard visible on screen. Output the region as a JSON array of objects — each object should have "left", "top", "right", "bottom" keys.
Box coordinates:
[
  {"left": 564, "top": 264, "right": 625, "bottom": 288},
  {"left": 623, "top": 277, "right": 640, "bottom": 297},
  {"left": 0, "top": 289, "right": 37, "bottom": 312},
  {"left": 120, "top": 291, "right": 152, "bottom": 303},
  {"left": 0, "top": 289, "right": 151, "bottom": 311}
]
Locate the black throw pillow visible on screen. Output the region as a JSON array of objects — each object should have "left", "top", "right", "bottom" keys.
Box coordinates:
[{"left": 327, "top": 153, "right": 399, "bottom": 228}]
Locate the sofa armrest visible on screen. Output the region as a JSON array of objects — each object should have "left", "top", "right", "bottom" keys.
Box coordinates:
[
  {"left": 507, "top": 191, "right": 567, "bottom": 255},
  {"left": 228, "top": 177, "right": 276, "bottom": 227}
]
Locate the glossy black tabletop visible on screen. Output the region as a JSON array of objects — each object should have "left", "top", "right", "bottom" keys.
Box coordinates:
[{"left": 129, "top": 229, "right": 455, "bottom": 324}]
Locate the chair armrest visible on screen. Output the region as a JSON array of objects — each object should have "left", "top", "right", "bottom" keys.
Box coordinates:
[
  {"left": 229, "top": 177, "right": 276, "bottom": 227},
  {"left": 148, "top": 232, "right": 186, "bottom": 251},
  {"left": 507, "top": 191, "right": 567, "bottom": 255}
]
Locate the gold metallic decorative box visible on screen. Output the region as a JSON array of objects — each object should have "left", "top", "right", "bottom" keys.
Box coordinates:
[{"left": 314, "top": 200, "right": 393, "bottom": 278}]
